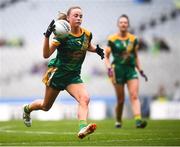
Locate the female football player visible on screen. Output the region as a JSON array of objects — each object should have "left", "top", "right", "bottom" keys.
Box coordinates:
[
  {"left": 23, "top": 6, "right": 104, "bottom": 139},
  {"left": 105, "top": 14, "right": 148, "bottom": 128}
]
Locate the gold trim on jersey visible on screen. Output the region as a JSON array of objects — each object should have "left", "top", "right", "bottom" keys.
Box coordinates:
[
  {"left": 51, "top": 39, "right": 61, "bottom": 46},
  {"left": 42, "top": 67, "right": 58, "bottom": 86},
  {"left": 82, "top": 28, "right": 91, "bottom": 37},
  {"left": 108, "top": 33, "right": 136, "bottom": 52},
  {"left": 108, "top": 33, "right": 136, "bottom": 41},
  {"left": 69, "top": 28, "right": 91, "bottom": 38},
  {"left": 51, "top": 28, "right": 91, "bottom": 47},
  {"left": 127, "top": 33, "right": 136, "bottom": 52}
]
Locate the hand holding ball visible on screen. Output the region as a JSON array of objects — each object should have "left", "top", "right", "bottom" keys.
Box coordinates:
[{"left": 53, "top": 20, "right": 71, "bottom": 36}]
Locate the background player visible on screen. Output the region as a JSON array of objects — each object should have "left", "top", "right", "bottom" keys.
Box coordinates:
[
  {"left": 23, "top": 6, "right": 104, "bottom": 139},
  {"left": 105, "top": 14, "right": 148, "bottom": 128}
]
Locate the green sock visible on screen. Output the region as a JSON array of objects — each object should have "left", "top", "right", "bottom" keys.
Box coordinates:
[
  {"left": 79, "top": 120, "right": 87, "bottom": 130},
  {"left": 24, "top": 104, "right": 31, "bottom": 114}
]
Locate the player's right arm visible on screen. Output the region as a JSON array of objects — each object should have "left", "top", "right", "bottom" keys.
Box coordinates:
[
  {"left": 43, "top": 20, "right": 56, "bottom": 58},
  {"left": 105, "top": 47, "right": 114, "bottom": 77},
  {"left": 43, "top": 38, "right": 57, "bottom": 58},
  {"left": 105, "top": 47, "right": 112, "bottom": 69}
]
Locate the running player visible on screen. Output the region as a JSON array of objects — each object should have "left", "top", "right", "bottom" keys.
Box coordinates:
[
  {"left": 105, "top": 14, "right": 147, "bottom": 128},
  {"left": 23, "top": 6, "right": 104, "bottom": 139}
]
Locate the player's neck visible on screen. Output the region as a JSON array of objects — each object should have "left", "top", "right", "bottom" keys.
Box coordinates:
[
  {"left": 71, "top": 27, "right": 82, "bottom": 35},
  {"left": 118, "top": 31, "right": 128, "bottom": 38}
]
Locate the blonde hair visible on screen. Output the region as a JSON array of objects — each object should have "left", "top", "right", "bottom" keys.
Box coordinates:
[
  {"left": 67, "top": 6, "right": 81, "bottom": 16},
  {"left": 57, "top": 6, "right": 82, "bottom": 21},
  {"left": 57, "top": 12, "right": 67, "bottom": 21}
]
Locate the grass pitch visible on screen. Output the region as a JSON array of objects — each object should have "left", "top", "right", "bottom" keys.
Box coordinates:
[{"left": 0, "top": 119, "right": 180, "bottom": 146}]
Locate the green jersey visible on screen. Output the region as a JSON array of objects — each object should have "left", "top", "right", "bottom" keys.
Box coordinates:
[
  {"left": 48, "top": 28, "right": 92, "bottom": 72},
  {"left": 108, "top": 33, "right": 138, "bottom": 66}
]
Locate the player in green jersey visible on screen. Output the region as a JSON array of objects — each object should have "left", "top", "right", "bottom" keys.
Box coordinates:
[
  {"left": 23, "top": 6, "right": 104, "bottom": 139},
  {"left": 105, "top": 14, "right": 148, "bottom": 128}
]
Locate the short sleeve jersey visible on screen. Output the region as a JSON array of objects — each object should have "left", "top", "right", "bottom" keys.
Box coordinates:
[
  {"left": 48, "top": 28, "right": 92, "bottom": 72},
  {"left": 108, "top": 33, "right": 138, "bottom": 66}
]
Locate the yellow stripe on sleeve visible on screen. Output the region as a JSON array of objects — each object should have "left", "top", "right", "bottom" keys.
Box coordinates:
[
  {"left": 51, "top": 38, "right": 61, "bottom": 46},
  {"left": 128, "top": 33, "right": 136, "bottom": 42},
  {"left": 82, "top": 28, "right": 91, "bottom": 37}
]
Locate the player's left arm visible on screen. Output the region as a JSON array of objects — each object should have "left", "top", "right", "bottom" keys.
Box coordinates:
[
  {"left": 87, "top": 43, "right": 96, "bottom": 52},
  {"left": 135, "top": 44, "right": 142, "bottom": 72},
  {"left": 135, "top": 42, "right": 148, "bottom": 81},
  {"left": 88, "top": 43, "right": 104, "bottom": 59}
]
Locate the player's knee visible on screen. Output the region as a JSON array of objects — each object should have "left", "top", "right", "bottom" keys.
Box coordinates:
[
  {"left": 117, "top": 96, "right": 124, "bottom": 104},
  {"left": 117, "top": 99, "right": 124, "bottom": 105},
  {"left": 79, "top": 95, "right": 90, "bottom": 106},
  {"left": 130, "top": 93, "right": 138, "bottom": 101}
]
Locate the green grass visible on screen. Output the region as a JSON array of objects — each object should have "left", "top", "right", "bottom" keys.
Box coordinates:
[{"left": 0, "top": 119, "right": 180, "bottom": 146}]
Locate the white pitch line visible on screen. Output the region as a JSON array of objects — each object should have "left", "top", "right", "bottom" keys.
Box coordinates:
[
  {"left": 93, "top": 137, "right": 180, "bottom": 143},
  {"left": 0, "top": 125, "right": 14, "bottom": 130},
  {"left": 0, "top": 129, "right": 76, "bottom": 135},
  {"left": 0, "top": 129, "right": 176, "bottom": 137},
  {"left": 1, "top": 129, "right": 180, "bottom": 144},
  {"left": 0, "top": 129, "right": 132, "bottom": 135}
]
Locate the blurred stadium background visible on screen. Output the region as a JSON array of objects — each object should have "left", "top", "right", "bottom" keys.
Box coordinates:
[{"left": 0, "top": 0, "right": 180, "bottom": 121}]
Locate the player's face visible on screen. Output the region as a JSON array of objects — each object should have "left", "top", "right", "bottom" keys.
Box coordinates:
[
  {"left": 67, "top": 8, "right": 83, "bottom": 28},
  {"left": 118, "top": 17, "right": 129, "bottom": 33}
]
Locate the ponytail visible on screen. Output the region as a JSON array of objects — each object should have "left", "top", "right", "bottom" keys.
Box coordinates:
[{"left": 57, "top": 12, "right": 67, "bottom": 21}]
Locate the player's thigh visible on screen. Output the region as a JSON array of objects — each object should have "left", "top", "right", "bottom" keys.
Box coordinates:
[
  {"left": 66, "top": 83, "right": 90, "bottom": 103},
  {"left": 127, "top": 79, "right": 139, "bottom": 99},
  {"left": 43, "top": 86, "right": 60, "bottom": 108}
]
